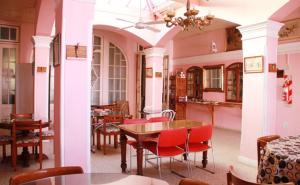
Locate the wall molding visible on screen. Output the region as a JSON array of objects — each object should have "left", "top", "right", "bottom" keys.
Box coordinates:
[
  {"left": 238, "top": 155, "right": 258, "bottom": 167},
  {"left": 173, "top": 41, "right": 300, "bottom": 66},
  {"left": 32, "top": 36, "right": 53, "bottom": 48}
]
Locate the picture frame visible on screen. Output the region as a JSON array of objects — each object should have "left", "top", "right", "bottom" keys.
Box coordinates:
[
  {"left": 146, "top": 68, "right": 153, "bottom": 78},
  {"left": 244, "top": 56, "right": 264, "bottom": 73},
  {"left": 53, "top": 33, "right": 61, "bottom": 67},
  {"left": 279, "top": 18, "right": 300, "bottom": 41},
  {"left": 226, "top": 27, "right": 242, "bottom": 51}
]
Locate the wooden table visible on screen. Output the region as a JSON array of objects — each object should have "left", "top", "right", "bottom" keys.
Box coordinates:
[
  {"left": 21, "top": 173, "right": 169, "bottom": 185},
  {"left": 118, "top": 120, "right": 208, "bottom": 175},
  {"left": 0, "top": 120, "right": 50, "bottom": 167}
]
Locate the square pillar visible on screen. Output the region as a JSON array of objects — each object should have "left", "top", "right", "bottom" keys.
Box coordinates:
[{"left": 238, "top": 20, "right": 283, "bottom": 166}]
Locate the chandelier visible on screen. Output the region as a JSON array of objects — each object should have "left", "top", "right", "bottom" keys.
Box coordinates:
[{"left": 164, "top": 0, "right": 214, "bottom": 31}]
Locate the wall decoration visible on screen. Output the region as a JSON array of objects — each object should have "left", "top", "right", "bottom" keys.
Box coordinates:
[
  {"left": 37, "top": 66, "right": 47, "bottom": 73},
  {"left": 66, "top": 43, "right": 87, "bottom": 59},
  {"left": 279, "top": 18, "right": 300, "bottom": 41},
  {"left": 244, "top": 56, "right": 264, "bottom": 73},
  {"left": 226, "top": 27, "right": 242, "bottom": 51},
  {"left": 53, "top": 33, "right": 61, "bottom": 67},
  {"left": 155, "top": 72, "right": 162, "bottom": 78},
  {"left": 268, "top": 64, "right": 277, "bottom": 73},
  {"left": 146, "top": 68, "right": 153, "bottom": 78}
]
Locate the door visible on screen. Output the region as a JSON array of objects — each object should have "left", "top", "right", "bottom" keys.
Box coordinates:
[{"left": 0, "top": 45, "right": 18, "bottom": 119}]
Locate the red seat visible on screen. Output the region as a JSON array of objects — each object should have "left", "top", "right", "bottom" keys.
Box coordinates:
[
  {"left": 148, "top": 116, "right": 169, "bottom": 122},
  {"left": 144, "top": 128, "right": 189, "bottom": 177},
  {"left": 183, "top": 124, "right": 215, "bottom": 174}
]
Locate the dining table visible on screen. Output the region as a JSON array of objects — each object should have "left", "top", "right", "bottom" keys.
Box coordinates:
[
  {"left": 257, "top": 135, "right": 300, "bottom": 184},
  {"left": 21, "top": 173, "right": 169, "bottom": 185},
  {"left": 0, "top": 119, "right": 50, "bottom": 167},
  {"left": 117, "top": 119, "right": 209, "bottom": 175}
]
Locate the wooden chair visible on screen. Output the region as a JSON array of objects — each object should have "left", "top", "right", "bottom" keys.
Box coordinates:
[
  {"left": 97, "top": 114, "right": 123, "bottom": 154},
  {"left": 12, "top": 120, "right": 43, "bottom": 171},
  {"left": 257, "top": 135, "right": 280, "bottom": 167},
  {"left": 179, "top": 178, "right": 209, "bottom": 185},
  {"left": 227, "top": 166, "right": 294, "bottom": 185},
  {"left": 0, "top": 135, "right": 12, "bottom": 163},
  {"left": 161, "top": 109, "right": 176, "bottom": 121},
  {"left": 9, "top": 166, "right": 83, "bottom": 185},
  {"left": 10, "top": 113, "right": 33, "bottom": 120}
]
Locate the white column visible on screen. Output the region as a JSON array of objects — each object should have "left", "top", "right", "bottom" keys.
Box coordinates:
[
  {"left": 144, "top": 47, "right": 165, "bottom": 117},
  {"left": 32, "top": 36, "right": 53, "bottom": 122},
  {"left": 238, "top": 20, "right": 283, "bottom": 166}
]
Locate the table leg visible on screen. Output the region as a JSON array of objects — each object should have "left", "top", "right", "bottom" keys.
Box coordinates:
[
  {"left": 136, "top": 138, "right": 144, "bottom": 175},
  {"left": 211, "top": 105, "right": 215, "bottom": 126},
  {"left": 21, "top": 147, "right": 30, "bottom": 167},
  {"left": 202, "top": 141, "right": 208, "bottom": 168},
  {"left": 120, "top": 131, "right": 127, "bottom": 173}
]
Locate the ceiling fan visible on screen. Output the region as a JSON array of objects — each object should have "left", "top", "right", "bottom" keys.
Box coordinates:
[{"left": 116, "top": 0, "right": 164, "bottom": 32}]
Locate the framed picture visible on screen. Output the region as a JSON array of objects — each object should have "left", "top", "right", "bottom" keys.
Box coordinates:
[
  {"left": 244, "top": 56, "right": 264, "bottom": 73},
  {"left": 53, "top": 33, "right": 61, "bottom": 67},
  {"left": 279, "top": 18, "right": 300, "bottom": 41},
  {"left": 226, "top": 27, "right": 242, "bottom": 51},
  {"left": 146, "top": 68, "right": 153, "bottom": 78}
]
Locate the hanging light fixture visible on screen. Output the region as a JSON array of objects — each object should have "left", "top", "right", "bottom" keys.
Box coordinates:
[{"left": 164, "top": 0, "right": 214, "bottom": 31}]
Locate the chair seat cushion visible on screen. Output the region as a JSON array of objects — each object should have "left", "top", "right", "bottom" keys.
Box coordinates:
[
  {"left": 16, "top": 133, "right": 40, "bottom": 144},
  {"left": 0, "top": 135, "right": 12, "bottom": 142},
  {"left": 145, "top": 143, "right": 185, "bottom": 157},
  {"left": 180, "top": 143, "right": 210, "bottom": 152}
]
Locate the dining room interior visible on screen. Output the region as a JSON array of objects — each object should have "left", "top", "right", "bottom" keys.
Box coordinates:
[{"left": 0, "top": 0, "right": 300, "bottom": 185}]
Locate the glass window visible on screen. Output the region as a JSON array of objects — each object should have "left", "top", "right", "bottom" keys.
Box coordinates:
[
  {"left": 225, "top": 63, "right": 243, "bottom": 102},
  {"left": 108, "top": 43, "right": 126, "bottom": 104},
  {"left": 91, "top": 36, "right": 102, "bottom": 105},
  {"left": 186, "top": 66, "right": 203, "bottom": 100},
  {"left": 0, "top": 25, "right": 19, "bottom": 41},
  {"left": 203, "top": 64, "right": 224, "bottom": 92},
  {"left": 2, "top": 48, "right": 16, "bottom": 105}
]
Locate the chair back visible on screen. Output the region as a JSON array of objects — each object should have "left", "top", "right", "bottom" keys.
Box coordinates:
[
  {"left": 12, "top": 120, "right": 43, "bottom": 144},
  {"left": 158, "top": 128, "right": 187, "bottom": 148},
  {"left": 148, "top": 116, "right": 169, "bottom": 123},
  {"left": 161, "top": 109, "right": 176, "bottom": 121},
  {"left": 115, "top": 100, "right": 130, "bottom": 115},
  {"left": 9, "top": 166, "right": 83, "bottom": 185},
  {"left": 179, "top": 178, "right": 209, "bottom": 185},
  {"left": 227, "top": 166, "right": 294, "bottom": 185},
  {"left": 10, "top": 113, "right": 32, "bottom": 120},
  {"left": 103, "top": 114, "right": 124, "bottom": 124},
  {"left": 188, "top": 124, "right": 212, "bottom": 144},
  {"left": 257, "top": 135, "right": 280, "bottom": 166},
  {"left": 123, "top": 118, "right": 149, "bottom": 124}
]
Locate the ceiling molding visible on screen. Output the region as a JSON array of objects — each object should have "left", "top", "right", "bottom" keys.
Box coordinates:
[{"left": 173, "top": 41, "right": 300, "bottom": 66}]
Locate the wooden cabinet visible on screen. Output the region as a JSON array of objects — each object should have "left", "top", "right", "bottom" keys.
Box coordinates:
[
  {"left": 225, "top": 63, "right": 243, "bottom": 102},
  {"left": 169, "top": 75, "right": 186, "bottom": 120}
]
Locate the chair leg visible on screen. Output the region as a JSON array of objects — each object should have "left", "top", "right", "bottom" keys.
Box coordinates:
[
  {"left": 2, "top": 145, "right": 6, "bottom": 163},
  {"left": 114, "top": 135, "right": 118, "bottom": 149},
  {"left": 211, "top": 141, "right": 216, "bottom": 173},
  {"left": 194, "top": 152, "right": 196, "bottom": 165},
  {"left": 109, "top": 135, "right": 111, "bottom": 144},
  {"left": 39, "top": 143, "right": 43, "bottom": 169},
  {"left": 129, "top": 146, "right": 132, "bottom": 172},
  {"left": 103, "top": 135, "right": 106, "bottom": 155},
  {"left": 12, "top": 145, "right": 17, "bottom": 171},
  {"left": 97, "top": 131, "right": 101, "bottom": 150}
]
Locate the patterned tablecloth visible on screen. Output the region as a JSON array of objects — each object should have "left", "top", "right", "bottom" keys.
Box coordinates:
[{"left": 257, "top": 135, "right": 300, "bottom": 185}]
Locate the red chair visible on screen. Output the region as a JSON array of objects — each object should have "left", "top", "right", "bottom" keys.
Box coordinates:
[
  {"left": 184, "top": 124, "right": 215, "bottom": 174},
  {"left": 144, "top": 128, "right": 189, "bottom": 177},
  {"left": 123, "top": 118, "right": 149, "bottom": 171},
  {"left": 148, "top": 116, "right": 169, "bottom": 122}
]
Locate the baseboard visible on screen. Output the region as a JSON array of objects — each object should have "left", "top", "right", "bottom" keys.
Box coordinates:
[{"left": 238, "top": 156, "right": 257, "bottom": 168}]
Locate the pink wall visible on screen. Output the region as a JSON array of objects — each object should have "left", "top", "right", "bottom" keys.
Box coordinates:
[
  {"left": 174, "top": 59, "right": 242, "bottom": 131},
  {"left": 93, "top": 29, "right": 137, "bottom": 116},
  {"left": 173, "top": 29, "right": 227, "bottom": 59},
  {"left": 276, "top": 53, "right": 300, "bottom": 136}
]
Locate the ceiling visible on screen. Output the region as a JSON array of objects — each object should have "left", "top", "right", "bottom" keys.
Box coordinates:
[{"left": 0, "top": 0, "right": 37, "bottom": 23}]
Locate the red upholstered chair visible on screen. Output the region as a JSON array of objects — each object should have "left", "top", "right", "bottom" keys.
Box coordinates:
[
  {"left": 148, "top": 116, "right": 169, "bottom": 122},
  {"left": 184, "top": 124, "right": 215, "bottom": 174},
  {"left": 123, "top": 118, "right": 149, "bottom": 171},
  {"left": 144, "top": 128, "right": 189, "bottom": 177}
]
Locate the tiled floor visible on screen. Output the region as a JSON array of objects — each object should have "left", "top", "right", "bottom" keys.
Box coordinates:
[{"left": 0, "top": 128, "right": 257, "bottom": 185}]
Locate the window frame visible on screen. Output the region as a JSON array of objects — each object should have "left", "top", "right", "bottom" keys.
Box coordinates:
[{"left": 203, "top": 64, "right": 224, "bottom": 92}]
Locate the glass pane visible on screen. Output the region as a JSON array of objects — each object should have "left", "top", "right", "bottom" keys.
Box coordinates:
[
  {"left": 92, "top": 78, "right": 100, "bottom": 90},
  {"left": 115, "top": 54, "right": 120, "bottom": 65},
  {"left": 94, "top": 36, "right": 101, "bottom": 45},
  {"left": 91, "top": 92, "right": 100, "bottom": 105},
  {"left": 115, "top": 92, "right": 120, "bottom": 101},
  {"left": 10, "top": 48, "right": 16, "bottom": 62},
  {"left": 2, "top": 87, "right": 8, "bottom": 104},
  {"left": 109, "top": 48, "right": 114, "bottom": 65},
  {"left": 109, "top": 79, "right": 114, "bottom": 90},
  {"left": 9, "top": 91, "right": 15, "bottom": 104},
  {"left": 2, "top": 48, "right": 9, "bottom": 62},
  {"left": 9, "top": 63, "right": 16, "bottom": 77},
  {"left": 1, "top": 27, "right": 9, "bottom": 40},
  {"left": 108, "top": 92, "right": 114, "bottom": 104},
  {"left": 121, "top": 92, "right": 126, "bottom": 100},
  {"left": 115, "top": 80, "right": 120, "bottom": 90},
  {"left": 120, "top": 67, "right": 126, "bottom": 78},
  {"left": 10, "top": 78, "right": 15, "bottom": 91},
  {"left": 10, "top": 28, "right": 17, "bottom": 40},
  {"left": 121, "top": 79, "right": 126, "bottom": 91},
  {"left": 115, "top": 47, "right": 120, "bottom": 54},
  {"left": 115, "top": 67, "right": 120, "bottom": 78},
  {"left": 109, "top": 66, "right": 114, "bottom": 78},
  {"left": 93, "top": 52, "right": 100, "bottom": 64}
]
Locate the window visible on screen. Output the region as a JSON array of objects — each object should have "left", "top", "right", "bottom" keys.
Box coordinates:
[
  {"left": 108, "top": 43, "right": 126, "bottom": 104},
  {"left": 2, "top": 48, "right": 16, "bottom": 104},
  {"left": 0, "top": 25, "right": 19, "bottom": 42},
  {"left": 186, "top": 66, "right": 203, "bottom": 100},
  {"left": 225, "top": 63, "right": 243, "bottom": 102},
  {"left": 203, "top": 64, "right": 224, "bottom": 92},
  {"left": 91, "top": 36, "right": 102, "bottom": 105}
]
